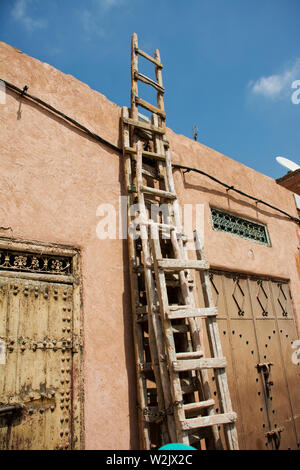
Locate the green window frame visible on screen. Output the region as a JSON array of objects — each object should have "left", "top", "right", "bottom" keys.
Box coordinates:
[{"left": 210, "top": 207, "right": 270, "bottom": 246}]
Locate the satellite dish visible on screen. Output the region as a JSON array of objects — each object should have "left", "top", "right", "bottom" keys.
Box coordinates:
[{"left": 276, "top": 156, "right": 300, "bottom": 172}]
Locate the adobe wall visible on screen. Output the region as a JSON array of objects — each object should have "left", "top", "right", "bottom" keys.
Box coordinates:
[
  {"left": 0, "top": 42, "right": 135, "bottom": 450},
  {"left": 166, "top": 129, "right": 300, "bottom": 333},
  {"left": 0, "top": 42, "right": 299, "bottom": 449}
]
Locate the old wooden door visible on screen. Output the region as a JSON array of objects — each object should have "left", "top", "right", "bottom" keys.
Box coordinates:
[
  {"left": 0, "top": 247, "right": 81, "bottom": 450},
  {"left": 200, "top": 270, "right": 300, "bottom": 450}
]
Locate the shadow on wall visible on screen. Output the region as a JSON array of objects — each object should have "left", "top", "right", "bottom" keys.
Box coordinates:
[{"left": 180, "top": 170, "right": 292, "bottom": 224}]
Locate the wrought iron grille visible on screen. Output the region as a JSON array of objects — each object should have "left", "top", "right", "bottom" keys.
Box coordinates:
[
  {"left": 0, "top": 250, "right": 72, "bottom": 275},
  {"left": 210, "top": 208, "right": 270, "bottom": 245}
]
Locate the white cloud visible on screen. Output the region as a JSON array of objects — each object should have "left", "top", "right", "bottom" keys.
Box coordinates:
[
  {"left": 249, "top": 59, "right": 300, "bottom": 100},
  {"left": 81, "top": 9, "right": 106, "bottom": 40},
  {"left": 80, "top": 0, "right": 126, "bottom": 41},
  {"left": 11, "top": 0, "right": 46, "bottom": 32}
]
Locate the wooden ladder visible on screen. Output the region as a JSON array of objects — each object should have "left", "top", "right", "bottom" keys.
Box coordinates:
[{"left": 121, "top": 32, "right": 239, "bottom": 450}]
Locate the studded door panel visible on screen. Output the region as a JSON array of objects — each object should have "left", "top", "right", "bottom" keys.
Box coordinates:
[
  {"left": 276, "top": 319, "right": 300, "bottom": 444},
  {"left": 0, "top": 278, "right": 74, "bottom": 450},
  {"left": 226, "top": 319, "right": 269, "bottom": 450},
  {"left": 272, "top": 281, "right": 300, "bottom": 446},
  {"left": 209, "top": 272, "right": 300, "bottom": 450},
  {"left": 253, "top": 318, "right": 298, "bottom": 449}
]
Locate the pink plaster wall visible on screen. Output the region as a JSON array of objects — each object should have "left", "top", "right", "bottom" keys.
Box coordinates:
[
  {"left": 0, "top": 42, "right": 299, "bottom": 449},
  {"left": 166, "top": 128, "right": 300, "bottom": 333},
  {"left": 0, "top": 42, "right": 136, "bottom": 450}
]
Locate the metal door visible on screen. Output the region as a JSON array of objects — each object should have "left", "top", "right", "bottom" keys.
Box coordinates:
[
  {"left": 0, "top": 276, "right": 76, "bottom": 450},
  {"left": 200, "top": 271, "right": 300, "bottom": 450}
]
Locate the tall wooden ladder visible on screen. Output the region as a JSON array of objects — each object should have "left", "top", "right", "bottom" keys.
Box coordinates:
[{"left": 121, "top": 32, "right": 239, "bottom": 450}]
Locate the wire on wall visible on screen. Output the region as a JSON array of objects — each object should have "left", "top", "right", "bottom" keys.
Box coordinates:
[{"left": 2, "top": 77, "right": 299, "bottom": 225}]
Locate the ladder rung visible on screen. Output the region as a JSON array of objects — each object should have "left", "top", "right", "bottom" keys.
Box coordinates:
[
  {"left": 124, "top": 146, "right": 166, "bottom": 161},
  {"left": 122, "top": 117, "right": 165, "bottom": 135},
  {"left": 167, "top": 306, "right": 218, "bottom": 320},
  {"left": 135, "top": 47, "right": 163, "bottom": 68},
  {"left": 135, "top": 96, "right": 166, "bottom": 119},
  {"left": 134, "top": 71, "right": 165, "bottom": 93},
  {"left": 140, "top": 186, "right": 177, "bottom": 199},
  {"left": 181, "top": 412, "right": 237, "bottom": 431},
  {"left": 183, "top": 399, "right": 215, "bottom": 413},
  {"left": 157, "top": 259, "right": 209, "bottom": 272},
  {"left": 172, "top": 324, "right": 189, "bottom": 334},
  {"left": 176, "top": 351, "right": 204, "bottom": 360},
  {"left": 173, "top": 357, "right": 227, "bottom": 372},
  {"left": 143, "top": 150, "right": 166, "bottom": 161}
]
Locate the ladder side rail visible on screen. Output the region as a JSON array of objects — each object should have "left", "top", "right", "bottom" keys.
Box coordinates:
[
  {"left": 151, "top": 116, "right": 201, "bottom": 407},
  {"left": 151, "top": 114, "right": 170, "bottom": 207},
  {"left": 154, "top": 48, "right": 165, "bottom": 130},
  {"left": 131, "top": 36, "right": 172, "bottom": 443},
  {"left": 153, "top": 116, "right": 221, "bottom": 449},
  {"left": 122, "top": 106, "right": 151, "bottom": 449},
  {"left": 136, "top": 141, "right": 177, "bottom": 443},
  {"left": 133, "top": 138, "right": 170, "bottom": 446},
  {"left": 194, "top": 230, "right": 239, "bottom": 450},
  {"left": 169, "top": 217, "right": 223, "bottom": 449},
  {"left": 131, "top": 33, "right": 139, "bottom": 121},
  {"left": 164, "top": 146, "right": 223, "bottom": 449},
  {"left": 164, "top": 149, "right": 182, "bottom": 231},
  {"left": 127, "top": 32, "right": 239, "bottom": 450},
  {"left": 150, "top": 223, "right": 190, "bottom": 445}
]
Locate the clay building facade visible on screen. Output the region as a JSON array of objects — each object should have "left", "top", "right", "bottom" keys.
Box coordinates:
[{"left": 0, "top": 41, "right": 299, "bottom": 450}]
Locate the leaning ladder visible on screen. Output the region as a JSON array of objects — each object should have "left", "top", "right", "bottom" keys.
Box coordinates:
[{"left": 121, "top": 32, "right": 239, "bottom": 450}]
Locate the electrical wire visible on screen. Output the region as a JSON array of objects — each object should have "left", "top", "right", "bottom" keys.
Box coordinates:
[
  {"left": 2, "top": 78, "right": 121, "bottom": 153},
  {"left": 172, "top": 163, "right": 300, "bottom": 224},
  {"left": 2, "top": 77, "right": 299, "bottom": 225}
]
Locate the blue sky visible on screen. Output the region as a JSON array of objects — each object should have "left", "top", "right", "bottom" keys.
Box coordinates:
[{"left": 1, "top": 0, "right": 300, "bottom": 179}]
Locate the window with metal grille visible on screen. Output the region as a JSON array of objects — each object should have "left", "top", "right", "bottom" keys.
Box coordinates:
[{"left": 210, "top": 207, "right": 270, "bottom": 245}]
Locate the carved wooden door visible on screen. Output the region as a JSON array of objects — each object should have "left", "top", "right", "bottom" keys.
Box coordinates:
[
  {"left": 200, "top": 271, "right": 300, "bottom": 450},
  {"left": 0, "top": 276, "right": 75, "bottom": 450}
]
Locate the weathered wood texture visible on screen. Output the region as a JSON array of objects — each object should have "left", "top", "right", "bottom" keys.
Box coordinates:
[
  {"left": 0, "top": 272, "right": 81, "bottom": 450},
  {"left": 121, "top": 32, "right": 239, "bottom": 450}
]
